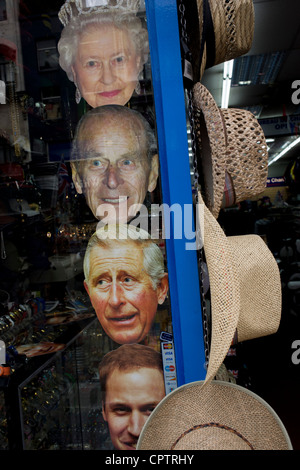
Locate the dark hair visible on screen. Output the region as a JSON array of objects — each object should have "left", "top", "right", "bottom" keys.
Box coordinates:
[{"left": 99, "top": 343, "right": 164, "bottom": 403}]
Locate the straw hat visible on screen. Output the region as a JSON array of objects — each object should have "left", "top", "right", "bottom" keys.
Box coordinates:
[
  {"left": 137, "top": 194, "right": 285, "bottom": 450},
  {"left": 193, "top": 82, "right": 269, "bottom": 218},
  {"left": 196, "top": 0, "right": 255, "bottom": 80},
  {"left": 137, "top": 380, "right": 293, "bottom": 450},
  {"left": 197, "top": 191, "right": 281, "bottom": 386}
]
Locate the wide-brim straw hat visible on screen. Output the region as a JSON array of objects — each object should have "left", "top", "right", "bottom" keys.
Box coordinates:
[
  {"left": 193, "top": 82, "right": 269, "bottom": 218},
  {"left": 137, "top": 380, "right": 293, "bottom": 450},
  {"left": 196, "top": 0, "right": 255, "bottom": 81},
  {"left": 197, "top": 191, "right": 282, "bottom": 386},
  {"left": 137, "top": 193, "right": 286, "bottom": 451}
]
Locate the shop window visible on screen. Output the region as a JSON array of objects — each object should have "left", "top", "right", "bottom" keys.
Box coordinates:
[
  {"left": 41, "top": 86, "right": 62, "bottom": 121},
  {"left": 0, "top": 0, "right": 7, "bottom": 22},
  {"left": 0, "top": 138, "right": 14, "bottom": 163},
  {"left": 36, "top": 39, "right": 59, "bottom": 72},
  {"left": 0, "top": 2, "right": 175, "bottom": 451},
  {"left": 0, "top": 55, "right": 13, "bottom": 84}
]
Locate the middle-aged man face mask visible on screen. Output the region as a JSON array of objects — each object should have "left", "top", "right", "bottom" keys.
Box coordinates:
[
  {"left": 83, "top": 238, "right": 168, "bottom": 345},
  {"left": 71, "top": 105, "right": 159, "bottom": 223}
]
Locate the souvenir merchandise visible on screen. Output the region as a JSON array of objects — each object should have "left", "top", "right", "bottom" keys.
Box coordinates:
[
  {"left": 57, "top": 0, "right": 149, "bottom": 107},
  {"left": 0, "top": 1, "right": 172, "bottom": 451}
]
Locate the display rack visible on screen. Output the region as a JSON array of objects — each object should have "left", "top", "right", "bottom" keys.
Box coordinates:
[
  {"left": 145, "top": 0, "right": 206, "bottom": 385},
  {"left": 0, "top": 0, "right": 207, "bottom": 450}
]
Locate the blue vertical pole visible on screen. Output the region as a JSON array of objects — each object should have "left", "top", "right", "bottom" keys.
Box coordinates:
[{"left": 145, "top": 0, "right": 206, "bottom": 385}]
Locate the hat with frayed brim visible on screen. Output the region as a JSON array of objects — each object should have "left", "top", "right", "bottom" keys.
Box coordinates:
[
  {"left": 137, "top": 380, "right": 292, "bottom": 450},
  {"left": 193, "top": 82, "right": 268, "bottom": 218},
  {"left": 196, "top": 0, "right": 255, "bottom": 80},
  {"left": 197, "top": 191, "right": 281, "bottom": 386}
]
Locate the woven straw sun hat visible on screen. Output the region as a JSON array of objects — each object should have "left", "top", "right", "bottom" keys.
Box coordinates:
[
  {"left": 196, "top": 190, "right": 282, "bottom": 386},
  {"left": 137, "top": 193, "right": 286, "bottom": 451},
  {"left": 193, "top": 82, "right": 269, "bottom": 218},
  {"left": 196, "top": 0, "right": 255, "bottom": 80},
  {"left": 137, "top": 380, "right": 293, "bottom": 450}
]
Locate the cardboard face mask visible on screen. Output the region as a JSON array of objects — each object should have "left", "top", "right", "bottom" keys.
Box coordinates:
[
  {"left": 83, "top": 225, "right": 168, "bottom": 345},
  {"left": 70, "top": 105, "right": 159, "bottom": 223},
  {"left": 58, "top": 1, "right": 149, "bottom": 107},
  {"left": 99, "top": 343, "right": 166, "bottom": 451}
]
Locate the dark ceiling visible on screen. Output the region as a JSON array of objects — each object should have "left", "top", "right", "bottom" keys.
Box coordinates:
[{"left": 201, "top": 0, "right": 300, "bottom": 175}]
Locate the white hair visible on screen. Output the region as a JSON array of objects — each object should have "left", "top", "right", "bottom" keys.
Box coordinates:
[
  {"left": 83, "top": 224, "right": 166, "bottom": 289},
  {"left": 58, "top": 10, "right": 149, "bottom": 82},
  {"left": 71, "top": 104, "right": 157, "bottom": 171}
]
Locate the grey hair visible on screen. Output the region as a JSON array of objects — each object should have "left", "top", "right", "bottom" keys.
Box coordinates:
[
  {"left": 71, "top": 104, "right": 157, "bottom": 169},
  {"left": 83, "top": 224, "right": 166, "bottom": 290},
  {"left": 58, "top": 10, "right": 149, "bottom": 82}
]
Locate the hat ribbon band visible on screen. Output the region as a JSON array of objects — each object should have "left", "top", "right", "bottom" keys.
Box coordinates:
[
  {"left": 222, "top": 171, "right": 236, "bottom": 210},
  {"left": 170, "top": 422, "right": 254, "bottom": 450}
]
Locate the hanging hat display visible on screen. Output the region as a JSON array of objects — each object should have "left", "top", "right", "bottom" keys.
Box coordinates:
[
  {"left": 193, "top": 82, "right": 269, "bottom": 218},
  {"left": 137, "top": 380, "right": 292, "bottom": 450},
  {"left": 196, "top": 0, "right": 255, "bottom": 80},
  {"left": 196, "top": 191, "right": 282, "bottom": 385}
]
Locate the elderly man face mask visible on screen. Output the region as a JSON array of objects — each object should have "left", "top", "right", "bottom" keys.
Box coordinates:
[
  {"left": 71, "top": 106, "right": 159, "bottom": 223},
  {"left": 84, "top": 239, "right": 168, "bottom": 344}
]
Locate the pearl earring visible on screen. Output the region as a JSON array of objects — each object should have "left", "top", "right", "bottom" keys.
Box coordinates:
[
  {"left": 75, "top": 86, "right": 81, "bottom": 104},
  {"left": 135, "top": 80, "right": 141, "bottom": 95}
]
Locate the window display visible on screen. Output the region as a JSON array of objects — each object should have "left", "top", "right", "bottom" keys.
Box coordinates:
[
  {"left": 0, "top": 0, "right": 174, "bottom": 451},
  {"left": 0, "top": 0, "right": 298, "bottom": 453}
]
